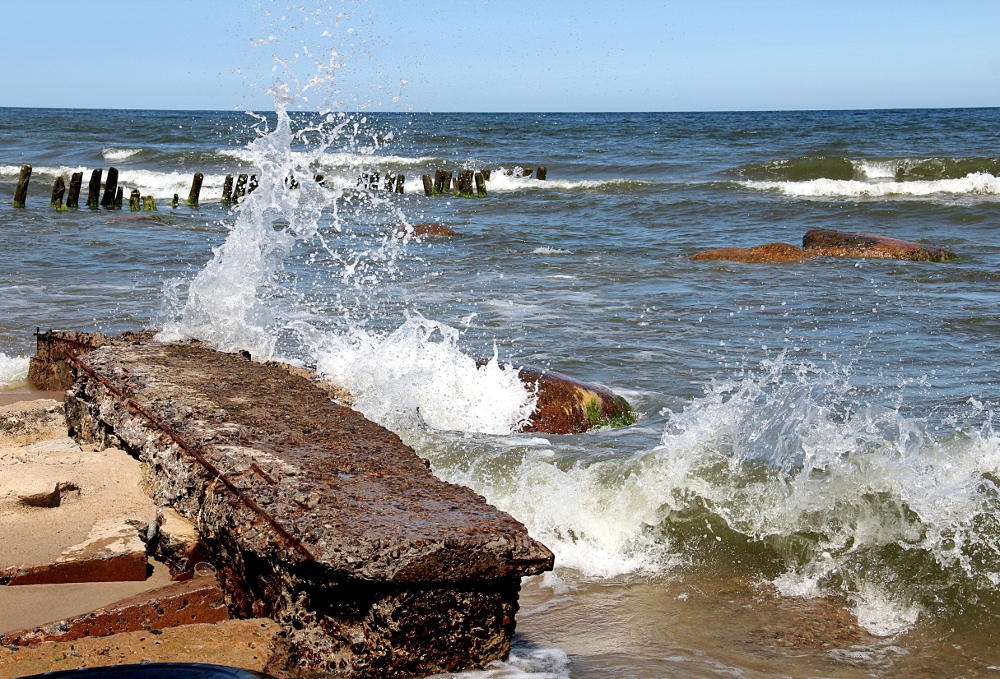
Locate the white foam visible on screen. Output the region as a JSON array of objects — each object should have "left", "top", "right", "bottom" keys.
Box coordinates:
[
  {"left": 0, "top": 164, "right": 231, "bottom": 202},
  {"left": 532, "top": 247, "right": 572, "bottom": 255},
  {"left": 0, "top": 352, "right": 30, "bottom": 389},
  {"left": 312, "top": 313, "right": 536, "bottom": 436},
  {"left": 486, "top": 170, "right": 646, "bottom": 193},
  {"left": 437, "top": 648, "right": 570, "bottom": 679},
  {"left": 850, "top": 584, "right": 922, "bottom": 637},
  {"left": 102, "top": 147, "right": 142, "bottom": 161},
  {"left": 744, "top": 172, "right": 1000, "bottom": 198}
]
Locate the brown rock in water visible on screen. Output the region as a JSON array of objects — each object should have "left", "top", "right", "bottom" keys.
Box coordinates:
[
  {"left": 802, "top": 228, "right": 956, "bottom": 261},
  {"left": 691, "top": 243, "right": 811, "bottom": 263},
  {"left": 0, "top": 576, "right": 229, "bottom": 646},
  {"left": 0, "top": 619, "right": 290, "bottom": 679},
  {"left": 46, "top": 332, "right": 552, "bottom": 678},
  {"left": 398, "top": 222, "right": 457, "bottom": 237},
  {"left": 511, "top": 363, "right": 635, "bottom": 434}
]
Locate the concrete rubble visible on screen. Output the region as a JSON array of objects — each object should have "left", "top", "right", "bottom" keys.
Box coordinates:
[{"left": 23, "top": 330, "right": 554, "bottom": 678}]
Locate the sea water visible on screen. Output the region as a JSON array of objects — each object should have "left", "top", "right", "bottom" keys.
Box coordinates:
[{"left": 3, "top": 104, "right": 1000, "bottom": 677}]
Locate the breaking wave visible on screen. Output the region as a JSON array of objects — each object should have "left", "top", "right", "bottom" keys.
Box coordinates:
[
  {"left": 419, "top": 353, "right": 1000, "bottom": 636},
  {"left": 102, "top": 147, "right": 143, "bottom": 161},
  {"left": 0, "top": 352, "right": 30, "bottom": 389},
  {"left": 735, "top": 155, "right": 1000, "bottom": 199}
]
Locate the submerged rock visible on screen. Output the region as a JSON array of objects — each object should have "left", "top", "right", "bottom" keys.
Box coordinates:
[
  {"left": 397, "top": 222, "right": 456, "bottom": 238},
  {"left": 802, "top": 229, "right": 956, "bottom": 261},
  {"left": 515, "top": 363, "right": 635, "bottom": 434},
  {"left": 691, "top": 242, "right": 811, "bottom": 263}
]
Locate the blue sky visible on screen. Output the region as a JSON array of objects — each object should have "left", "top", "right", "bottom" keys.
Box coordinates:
[{"left": 2, "top": 0, "right": 998, "bottom": 112}]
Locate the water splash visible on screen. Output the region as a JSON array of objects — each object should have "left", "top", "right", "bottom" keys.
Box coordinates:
[{"left": 0, "top": 352, "right": 30, "bottom": 389}]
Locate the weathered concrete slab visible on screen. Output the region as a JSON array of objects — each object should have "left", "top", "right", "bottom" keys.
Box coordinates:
[
  {"left": 0, "top": 400, "right": 65, "bottom": 447},
  {"left": 53, "top": 333, "right": 552, "bottom": 678},
  {"left": 0, "top": 576, "right": 228, "bottom": 646},
  {"left": 0, "top": 619, "right": 291, "bottom": 679}
]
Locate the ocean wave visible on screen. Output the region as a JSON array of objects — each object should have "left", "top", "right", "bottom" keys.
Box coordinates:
[
  {"left": 420, "top": 354, "right": 1000, "bottom": 636},
  {"left": 102, "top": 147, "right": 143, "bottom": 161},
  {"left": 0, "top": 164, "right": 233, "bottom": 201},
  {"left": 734, "top": 155, "right": 1000, "bottom": 182},
  {"left": 0, "top": 352, "right": 30, "bottom": 389},
  {"left": 743, "top": 172, "right": 1000, "bottom": 198}
]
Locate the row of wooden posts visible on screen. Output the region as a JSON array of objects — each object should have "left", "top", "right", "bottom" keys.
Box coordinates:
[
  {"left": 10, "top": 164, "right": 259, "bottom": 211},
  {"left": 418, "top": 165, "right": 547, "bottom": 198},
  {"left": 12, "top": 162, "right": 549, "bottom": 209}
]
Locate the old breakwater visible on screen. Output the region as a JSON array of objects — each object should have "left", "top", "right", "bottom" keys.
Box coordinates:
[{"left": 21, "top": 330, "right": 555, "bottom": 678}]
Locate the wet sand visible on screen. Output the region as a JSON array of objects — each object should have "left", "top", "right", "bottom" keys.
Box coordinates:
[{"left": 515, "top": 569, "right": 999, "bottom": 679}]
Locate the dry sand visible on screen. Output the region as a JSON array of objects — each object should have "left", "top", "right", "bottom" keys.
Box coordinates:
[{"left": 0, "top": 393, "right": 164, "bottom": 635}]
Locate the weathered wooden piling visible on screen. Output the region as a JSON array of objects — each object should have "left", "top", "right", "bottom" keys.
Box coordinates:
[
  {"left": 422, "top": 174, "right": 434, "bottom": 196},
  {"left": 170, "top": 194, "right": 179, "bottom": 208},
  {"left": 433, "top": 169, "right": 446, "bottom": 194},
  {"left": 143, "top": 195, "right": 157, "bottom": 211},
  {"left": 129, "top": 189, "right": 142, "bottom": 211},
  {"left": 114, "top": 186, "right": 123, "bottom": 209},
  {"left": 536, "top": 166, "right": 547, "bottom": 180},
  {"left": 232, "top": 174, "right": 248, "bottom": 203},
  {"left": 370, "top": 170, "right": 380, "bottom": 190},
  {"left": 50, "top": 177, "right": 66, "bottom": 210},
  {"left": 457, "top": 169, "right": 475, "bottom": 197},
  {"left": 248, "top": 175, "right": 258, "bottom": 194},
  {"left": 395, "top": 173, "right": 405, "bottom": 193},
  {"left": 523, "top": 167, "right": 534, "bottom": 179},
  {"left": 100, "top": 167, "right": 119, "bottom": 208},
  {"left": 287, "top": 173, "right": 300, "bottom": 190},
  {"left": 221, "top": 175, "right": 234, "bottom": 205},
  {"left": 187, "top": 172, "right": 204, "bottom": 207},
  {"left": 314, "top": 174, "right": 326, "bottom": 187},
  {"left": 444, "top": 170, "right": 454, "bottom": 195},
  {"left": 13, "top": 164, "right": 32, "bottom": 208},
  {"left": 482, "top": 168, "right": 491, "bottom": 181},
  {"left": 66, "top": 172, "right": 83, "bottom": 208},
  {"left": 87, "top": 169, "right": 102, "bottom": 208},
  {"left": 384, "top": 172, "right": 395, "bottom": 191},
  {"left": 475, "top": 171, "right": 486, "bottom": 197}
]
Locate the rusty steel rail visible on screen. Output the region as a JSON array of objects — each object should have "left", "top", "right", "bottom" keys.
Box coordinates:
[{"left": 64, "top": 349, "right": 315, "bottom": 561}]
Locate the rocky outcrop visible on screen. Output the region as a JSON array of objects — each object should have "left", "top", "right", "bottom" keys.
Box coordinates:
[
  {"left": 514, "top": 364, "right": 634, "bottom": 434},
  {"left": 54, "top": 333, "right": 553, "bottom": 678},
  {"left": 691, "top": 243, "right": 811, "bottom": 263},
  {"left": 802, "top": 229, "right": 956, "bottom": 261}
]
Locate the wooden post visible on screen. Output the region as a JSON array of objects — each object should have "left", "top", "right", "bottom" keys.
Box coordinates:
[
  {"left": 101, "top": 167, "right": 119, "bottom": 208},
  {"left": 233, "top": 174, "right": 248, "bottom": 202},
  {"left": 475, "top": 171, "right": 486, "bottom": 197},
  {"left": 395, "top": 174, "right": 405, "bottom": 194},
  {"left": 536, "top": 166, "right": 547, "bottom": 180},
  {"left": 187, "top": 172, "right": 204, "bottom": 206},
  {"left": 444, "top": 170, "right": 454, "bottom": 195},
  {"left": 481, "top": 168, "right": 491, "bottom": 181},
  {"left": 143, "top": 195, "right": 157, "bottom": 211},
  {"left": 13, "top": 164, "right": 31, "bottom": 208},
  {"left": 66, "top": 172, "right": 83, "bottom": 208},
  {"left": 314, "top": 174, "right": 325, "bottom": 187},
  {"left": 221, "top": 175, "right": 234, "bottom": 205},
  {"left": 370, "top": 171, "right": 380, "bottom": 190},
  {"left": 384, "top": 173, "right": 394, "bottom": 190},
  {"left": 248, "top": 175, "right": 258, "bottom": 193},
  {"left": 86, "top": 169, "right": 102, "bottom": 208},
  {"left": 422, "top": 174, "right": 433, "bottom": 196},
  {"left": 114, "top": 186, "right": 123, "bottom": 209},
  {"left": 49, "top": 177, "right": 66, "bottom": 207},
  {"left": 170, "top": 194, "right": 179, "bottom": 208},
  {"left": 287, "top": 173, "right": 299, "bottom": 189},
  {"left": 433, "top": 170, "right": 445, "bottom": 194},
  {"left": 523, "top": 167, "right": 534, "bottom": 179},
  {"left": 129, "top": 189, "right": 142, "bottom": 211},
  {"left": 359, "top": 172, "right": 369, "bottom": 188},
  {"left": 50, "top": 177, "right": 66, "bottom": 210},
  {"left": 458, "top": 169, "right": 474, "bottom": 197},
  {"left": 451, "top": 175, "right": 459, "bottom": 194}
]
